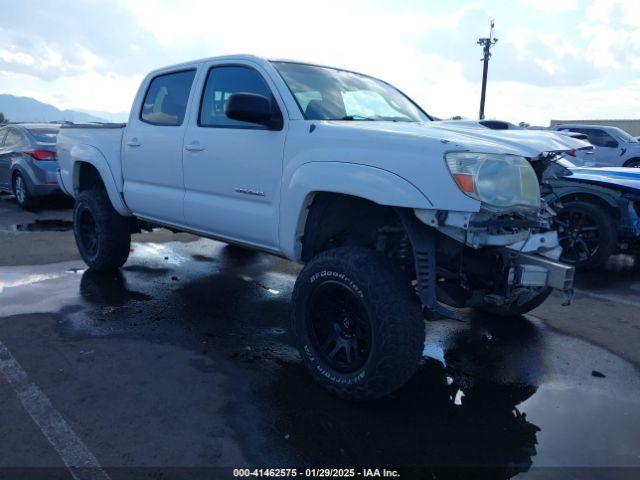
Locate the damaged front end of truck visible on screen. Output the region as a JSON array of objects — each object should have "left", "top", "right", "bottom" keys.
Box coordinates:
[{"left": 402, "top": 149, "right": 576, "bottom": 319}]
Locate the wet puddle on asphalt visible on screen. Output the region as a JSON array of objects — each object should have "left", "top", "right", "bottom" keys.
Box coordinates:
[
  {"left": 0, "top": 239, "right": 639, "bottom": 475},
  {"left": 0, "top": 219, "right": 73, "bottom": 233}
]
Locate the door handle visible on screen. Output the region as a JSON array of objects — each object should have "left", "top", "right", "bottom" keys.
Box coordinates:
[
  {"left": 185, "top": 143, "right": 205, "bottom": 152},
  {"left": 127, "top": 139, "right": 141, "bottom": 147}
]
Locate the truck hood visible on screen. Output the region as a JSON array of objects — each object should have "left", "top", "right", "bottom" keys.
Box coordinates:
[
  {"left": 567, "top": 166, "right": 640, "bottom": 193},
  {"left": 323, "top": 121, "right": 590, "bottom": 159}
]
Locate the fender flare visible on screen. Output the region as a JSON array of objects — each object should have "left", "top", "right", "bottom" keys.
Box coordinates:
[
  {"left": 545, "top": 185, "right": 620, "bottom": 212},
  {"left": 70, "top": 144, "right": 131, "bottom": 216},
  {"left": 279, "top": 161, "right": 432, "bottom": 260}
]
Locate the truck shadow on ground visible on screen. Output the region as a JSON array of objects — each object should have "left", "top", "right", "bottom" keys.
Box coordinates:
[
  {"left": 247, "top": 316, "right": 543, "bottom": 479},
  {"left": 68, "top": 252, "right": 544, "bottom": 478}
]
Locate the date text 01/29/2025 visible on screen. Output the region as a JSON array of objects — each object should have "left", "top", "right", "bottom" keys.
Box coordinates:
[{"left": 232, "top": 468, "right": 401, "bottom": 478}]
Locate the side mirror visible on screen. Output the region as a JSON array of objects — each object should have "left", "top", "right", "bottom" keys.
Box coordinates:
[{"left": 225, "top": 93, "right": 282, "bottom": 129}]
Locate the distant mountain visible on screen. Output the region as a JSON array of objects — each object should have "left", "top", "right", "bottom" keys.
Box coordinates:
[
  {"left": 0, "top": 94, "right": 126, "bottom": 123},
  {"left": 75, "top": 108, "right": 129, "bottom": 123}
]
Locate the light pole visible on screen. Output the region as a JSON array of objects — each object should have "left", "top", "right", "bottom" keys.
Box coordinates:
[{"left": 478, "top": 20, "right": 498, "bottom": 120}]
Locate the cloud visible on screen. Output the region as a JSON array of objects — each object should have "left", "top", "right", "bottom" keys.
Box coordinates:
[
  {"left": 520, "top": 0, "right": 578, "bottom": 11},
  {"left": 580, "top": 0, "right": 640, "bottom": 69},
  {"left": 0, "top": 0, "right": 638, "bottom": 126}
]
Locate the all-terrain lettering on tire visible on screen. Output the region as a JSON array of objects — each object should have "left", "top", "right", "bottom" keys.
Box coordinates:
[{"left": 293, "top": 247, "right": 425, "bottom": 401}]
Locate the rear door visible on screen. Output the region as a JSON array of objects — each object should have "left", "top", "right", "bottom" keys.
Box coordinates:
[
  {"left": 122, "top": 68, "right": 198, "bottom": 224},
  {"left": 182, "top": 61, "right": 287, "bottom": 248}
]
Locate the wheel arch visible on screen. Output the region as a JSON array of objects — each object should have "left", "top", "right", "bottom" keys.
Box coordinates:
[
  {"left": 557, "top": 190, "right": 621, "bottom": 221},
  {"left": 623, "top": 157, "right": 640, "bottom": 168},
  {"left": 279, "top": 161, "right": 431, "bottom": 261},
  {"left": 70, "top": 147, "right": 131, "bottom": 216}
]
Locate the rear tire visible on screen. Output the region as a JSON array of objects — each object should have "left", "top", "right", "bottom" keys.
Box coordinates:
[
  {"left": 13, "top": 172, "right": 38, "bottom": 210},
  {"left": 555, "top": 200, "right": 617, "bottom": 270},
  {"left": 73, "top": 187, "right": 131, "bottom": 271},
  {"left": 292, "top": 247, "right": 425, "bottom": 401}
]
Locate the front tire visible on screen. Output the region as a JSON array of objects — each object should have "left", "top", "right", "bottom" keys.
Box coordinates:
[
  {"left": 73, "top": 188, "right": 131, "bottom": 271},
  {"left": 292, "top": 247, "right": 425, "bottom": 401}
]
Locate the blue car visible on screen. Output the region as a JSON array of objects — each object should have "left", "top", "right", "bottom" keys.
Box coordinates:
[
  {"left": 538, "top": 157, "right": 640, "bottom": 269},
  {"left": 0, "top": 123, "right": 62, "bottom": 209}
]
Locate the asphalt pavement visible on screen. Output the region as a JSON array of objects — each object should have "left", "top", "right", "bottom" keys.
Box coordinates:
[{"left": 1, "top": 192, "right": 639, "bottom": 479}]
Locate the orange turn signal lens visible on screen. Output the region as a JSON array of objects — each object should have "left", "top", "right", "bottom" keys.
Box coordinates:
[{"left": 453, "top": 173, "right": 475, "bottom": 194}]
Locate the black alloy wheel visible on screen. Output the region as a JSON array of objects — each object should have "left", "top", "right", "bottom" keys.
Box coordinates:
[
  {"left": 77, "top": 206, "right": 99, "bottom": 258},
  {"left": 306, "top": 281, "right": 373, "bottom": 374},
  {"left": 555, "top": 200, "right": 617, "bottom": 269}
]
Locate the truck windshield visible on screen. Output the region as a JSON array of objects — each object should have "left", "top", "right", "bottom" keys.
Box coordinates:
[{"left": 272, "top": 61, "right": 430, "bottom": 122}]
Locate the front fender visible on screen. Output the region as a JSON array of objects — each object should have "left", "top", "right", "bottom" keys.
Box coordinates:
[
  {"left": 279, "top": 161, "right": 432, "bottom": 261},
  {"left": 69, "top": 145, "right": 131, "bottom": 216}
]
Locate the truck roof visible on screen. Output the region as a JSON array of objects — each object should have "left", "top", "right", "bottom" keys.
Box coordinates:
[{"left": 146, "top": 54, "right": 375, "bottom": 79}]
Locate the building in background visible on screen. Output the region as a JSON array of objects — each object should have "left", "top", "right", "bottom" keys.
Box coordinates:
[{"left": 549, "top": 119, "right": 640, "bottom": 136}]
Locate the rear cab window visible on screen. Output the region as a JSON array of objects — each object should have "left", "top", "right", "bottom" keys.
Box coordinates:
[{"left": 140, "top": 69, "right": 196, "bottom": 126}]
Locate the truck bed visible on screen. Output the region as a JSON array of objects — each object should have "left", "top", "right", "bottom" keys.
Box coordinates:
[{"left": 57, "top": 123, "right": 126, "bottom": 198}]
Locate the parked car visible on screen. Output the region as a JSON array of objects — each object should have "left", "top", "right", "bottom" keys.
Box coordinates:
[
  {"left": 537, "top": 158, "right": 640, "bottom": 269},
  {"left": 550, "top": 124, "right": 640, "bottom": 167},
  {"left": 57, "top": 55, "right": 579, "bottom": 400},
  {"left": 0, "top": 123, "right": 61, "bottom": 208}
]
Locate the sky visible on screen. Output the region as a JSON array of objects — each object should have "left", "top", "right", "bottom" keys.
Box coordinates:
[{"left": 0, "top": 0, "right": 639, "bottom": 125}]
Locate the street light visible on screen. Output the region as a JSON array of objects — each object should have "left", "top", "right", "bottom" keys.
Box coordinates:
[{"left": 478, "top": 20, "right": 498, "bottom": 120}]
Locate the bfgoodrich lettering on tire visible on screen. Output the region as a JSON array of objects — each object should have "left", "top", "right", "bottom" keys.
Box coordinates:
[{"left": 292, "top": 247, "right": 425, "bottom": 401}]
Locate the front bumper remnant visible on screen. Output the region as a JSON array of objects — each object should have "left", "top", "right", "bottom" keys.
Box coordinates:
[{"left": 512, "top": 252, "right": 575, "bottom": 291}]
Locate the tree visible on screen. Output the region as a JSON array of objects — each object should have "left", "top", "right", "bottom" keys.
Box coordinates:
[
  {"left": 519, "top": 121, "right": 530, "bottom": 128},
  {"left": 450, "top": 115, "right": 463, "bottom": 120},
  {"left": 0, "top": 112, "right": 7, "bottom": 124}
]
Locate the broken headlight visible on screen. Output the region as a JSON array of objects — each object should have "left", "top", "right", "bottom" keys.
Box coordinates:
[{"left": 445, "top": 152, "right": 540, "bottom": 210}]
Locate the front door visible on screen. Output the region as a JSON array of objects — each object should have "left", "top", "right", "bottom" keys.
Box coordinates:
[
  {"left": 182, "top": 63, "right": 287, "bottom": 249},
  {"left": 122, "top": 69, "right": 197, "bottom": 224}
]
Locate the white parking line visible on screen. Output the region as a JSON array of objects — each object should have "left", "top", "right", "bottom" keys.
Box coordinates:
[{"left": 0, "top": 340, "right": 111, "bottom": 480}]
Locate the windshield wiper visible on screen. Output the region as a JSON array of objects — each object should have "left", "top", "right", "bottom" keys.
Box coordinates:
[{"left": 339, "top": 115, "right": 377, "bottom": 121}]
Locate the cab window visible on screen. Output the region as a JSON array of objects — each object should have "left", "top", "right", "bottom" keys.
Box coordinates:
[
  {"left": 199, "top": 66, "right": 276, "bottom": 128},
  {"left": 140, "top": 69, "right": 196, "bottom": 126}
]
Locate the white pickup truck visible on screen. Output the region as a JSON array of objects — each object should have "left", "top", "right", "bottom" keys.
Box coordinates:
[{"left": 57, "top": 55, "right": 580, "bottom": 400}]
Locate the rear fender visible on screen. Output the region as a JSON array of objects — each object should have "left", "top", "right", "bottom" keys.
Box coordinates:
[{"left": 71, "top": 145, "right": 131, "bottom": 216}]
